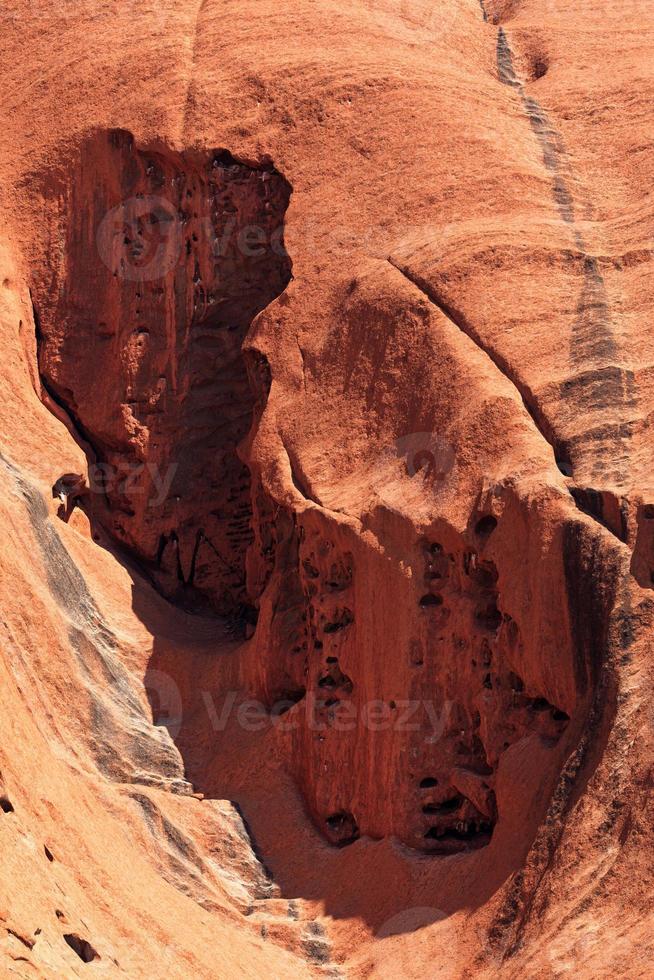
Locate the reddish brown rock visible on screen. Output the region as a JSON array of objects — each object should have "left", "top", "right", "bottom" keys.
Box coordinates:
[
  {"left": 0, "top": 0, "right": 653, "bottom": 977},
  {"left": 34, "top": 130, "right": 291, "bottom": 618}
]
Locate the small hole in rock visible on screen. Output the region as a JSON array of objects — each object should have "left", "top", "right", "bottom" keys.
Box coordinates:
[
  {"left": 532, "top": 58, "right": 548, "bottom": 79},
  {"left": 44, "top": 845, "right": 54, "bottom": 862},
  {"left": 477, "top": 604, "right": 502, "bottom": 631},
  {"left": 419, "top": 777, "right": 438, "bottom": 789},
  {"left": 422, "top": 795, "right": 463, "bottom": 814},
  {"left": 472, "top": 561, "right": 498, "bottom": 588},
  {"left": 475, "top": 515, "right": 497, "bottom": 537},
  {"left": 63, "top": 934, "right": 99, "bottom": 963},
  {"left": 425, "top": 821, "right": 492, "bottom": 842},
  {"left": 0, "top": 797, "right": 14, "bottom": 814},
  {"left": 419, "top": 593, "right": 443, "bottom": 607},
  {"left": 324, "top": 609, "right": 354, "bottom": 633},
  {"left": 270, "top": 688, "right": 306, "bottom": 716},
  {"left": 508, "top": 672, "right": 524, "bottom": 693},
  {"left": 325, "top": 810, "right": 359, "bottom": 847}
]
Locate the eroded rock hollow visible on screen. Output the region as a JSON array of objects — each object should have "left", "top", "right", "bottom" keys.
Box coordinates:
[
  {"left": 35, "top": 129, "right": 292, "bottom": 617},
  {"left": 28, "top": 131, "right": 619, "bottom": 868},
  {"left": 3, "top": 1, "right": 654, "bottom": 975}
]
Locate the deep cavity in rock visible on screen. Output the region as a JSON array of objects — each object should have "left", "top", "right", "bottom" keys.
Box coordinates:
[{"left": 35, "top": 130, "right": 292, "bottom": 618}]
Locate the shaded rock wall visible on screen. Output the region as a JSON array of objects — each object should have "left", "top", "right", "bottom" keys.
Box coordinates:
[
  {"left": 234, "top": 265, "right": 624, "bottom": 858},
  {"left": 34, "top": 129, "right": 291, "bottom": 617},
  {"left": 30, "top": 127, "right": 623, "bottom": 864}
]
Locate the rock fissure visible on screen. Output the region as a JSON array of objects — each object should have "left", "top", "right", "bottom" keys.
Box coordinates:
[
  {"left": 387, "top": 256, "right": 563, "bottom": 465},
  {"left": 389, "top": 258, "right": 634, "bottom": 554}
]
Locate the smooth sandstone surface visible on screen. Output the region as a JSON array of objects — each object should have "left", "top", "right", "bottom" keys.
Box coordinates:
[{"left": 1, "top": 0, "right": 653, "bottom": 976}]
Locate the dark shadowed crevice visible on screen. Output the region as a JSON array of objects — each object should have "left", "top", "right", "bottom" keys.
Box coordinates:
[
  {"left": 34, "top": 130, "right": 292, "bottom": 624},
  {"left": 63, "top": 934, "right": 100, "bottom": 963}
]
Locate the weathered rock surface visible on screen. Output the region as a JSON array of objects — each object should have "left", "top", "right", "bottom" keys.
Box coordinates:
[
  {"left": 35, "top": 130, "right": 291, "bottom": 617},
  {"left": 0, "top": 0, "right": 653, "bottom": 976}
]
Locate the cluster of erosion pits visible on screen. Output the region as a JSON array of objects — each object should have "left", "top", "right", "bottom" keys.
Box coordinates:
[
  {"left": 246, "top": 508, "right": 573, "bottom": 857},
  {"left": 409, "top": 524, "right": 571, "bottom": 854},
  {"left": 33, "top": 129, "right": 575, "bottom": 867}
]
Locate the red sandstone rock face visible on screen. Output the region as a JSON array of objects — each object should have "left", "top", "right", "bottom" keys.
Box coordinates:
[
  {"left": 35, "top": 130, "right": 291, "bottom": 617},
  {"left": 1, "top": 0, "right": 654, "bottom": 977}
]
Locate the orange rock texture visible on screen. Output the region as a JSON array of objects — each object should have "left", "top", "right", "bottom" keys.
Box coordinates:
[{"left": 1, "top": 0, "right": 654, "bottom": 976}]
